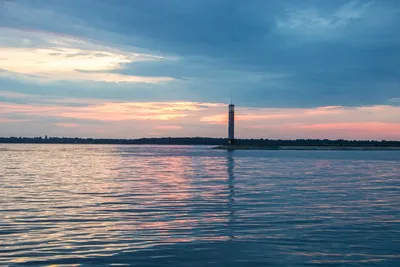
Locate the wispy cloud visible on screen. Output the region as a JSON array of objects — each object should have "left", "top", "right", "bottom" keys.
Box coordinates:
[
  {"left": 388, "top": 98, "right": 400, "bottom": 105},
  {"left": 289, "top": 122, "right": 400, "bottom": 140},
  {"left": 156, "top": 125, "right": 182, "bottom": 130},
  {"left": 0, "top": 118, "right": 30, "bottom": 123},
  {"left": 0, "top": 94, "right": 398, "bottom": 139},
  {"left": 0, "top": 99, "right": 224, "bottom": 122},
  {"left": 56, "top": 122, "right": 79, "bottom": 128},
  {"left": 276, "top": 1, "right": 374, "bottom": 38},
  {"left": 336, "top": 0, "right": 374, "bottom": 21},
  {"left": 0, "top": 91, "right": 102, "bottom": 106},
  {"left": 0, "top": 28, "right": 175, "bottom": 83},
  {"left": 1, "top": 0, "right": 400, "bottom": 139}
]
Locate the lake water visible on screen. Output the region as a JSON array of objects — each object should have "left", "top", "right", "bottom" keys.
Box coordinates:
[{"left": 1, "top": 144, "right": 399, "bottom": 266}]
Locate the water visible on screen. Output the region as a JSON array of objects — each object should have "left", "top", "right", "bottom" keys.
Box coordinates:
[{"left": 1, "top": 144, "right": 399, "bottom": 266}]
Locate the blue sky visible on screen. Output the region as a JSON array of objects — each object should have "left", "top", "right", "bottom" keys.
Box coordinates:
[{"left": 1, "top": 0, "right": 399, "bottom": 139}]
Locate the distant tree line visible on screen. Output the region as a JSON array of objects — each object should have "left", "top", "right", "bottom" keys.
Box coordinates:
[{"left": 0, "top": 136, "right": 399, "bottom": 147}]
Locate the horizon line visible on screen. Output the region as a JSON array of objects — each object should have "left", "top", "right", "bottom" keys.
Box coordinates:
[{"left": 1, "top": 136, "right": 399, "bottom": 142}]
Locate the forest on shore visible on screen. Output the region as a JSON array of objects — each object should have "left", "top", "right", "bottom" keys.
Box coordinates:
[{"left": 1, "top": 137, "right": 399, "bottom": 147}]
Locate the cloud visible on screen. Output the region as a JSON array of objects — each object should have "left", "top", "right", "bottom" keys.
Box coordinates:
[
  {"left": 56, "top": 122, "right": 79, "bottom": 128},
  {"left": 200, "top": 114, "right": 227, "bottom": 124},
  {"left": 0, "top": 28, "right": 175, "bottom": 83},
  {"left": 294, "top": 122, "right": 399, "bottom": 131},
  {"left": 0, "top": 91, "right": 102, "bottom": 106},
  {"left": 275, "top": 1, "right": 375, "bottom": 41},
  {"left": 1, "top": 0, "right": 400, "bottom": 139},
  {"left": 0, "top": 99, "right": 224, "bottom": 122},
  {"left": 58, "top": 102, "right": 224, "bottom": 122},
  {"left": 156, "top": 125, "right": 182, "bottom": 130},
  {"left": 289, "top": 122, "right": 400, "bottom": 140},
  {"left": 0, "top": 118, "right": 29, "bottom": 123},
  {"left": 0, "top": 93, "right": 399, "bottom": 140},
  {"left": 388, "top": 98, "right": 400, "bottom": 106},
  {"left": 304, "top": 106, "right": 344, "bottom": 115},
  {"left": 336, "top": 0, "right": 374, "bottom": 21}
]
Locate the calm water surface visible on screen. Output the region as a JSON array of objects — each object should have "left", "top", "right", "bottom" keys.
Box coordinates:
[{"left": 1, "top": 144, "right": 399, "bottom": 266}]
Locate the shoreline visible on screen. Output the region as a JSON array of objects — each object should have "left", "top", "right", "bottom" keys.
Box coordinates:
[{"left": 213, "top": 145, "right": 400, "bottom": 151}]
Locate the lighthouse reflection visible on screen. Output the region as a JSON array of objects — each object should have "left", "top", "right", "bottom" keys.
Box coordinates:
[{"left": 226, "top": 152, "right": 236, "bottom": 241}]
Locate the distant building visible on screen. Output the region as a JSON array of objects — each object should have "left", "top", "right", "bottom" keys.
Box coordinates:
[{"left": 228, "top": 104, "right": 235, "bottom": 144}]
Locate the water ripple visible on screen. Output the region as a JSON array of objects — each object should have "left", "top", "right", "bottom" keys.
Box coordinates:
[{"left": 0, "top": 144, "right": 399, "bottom": 266}]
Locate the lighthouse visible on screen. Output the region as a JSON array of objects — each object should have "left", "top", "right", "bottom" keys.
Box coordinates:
[{"left": 228, "top": 104, "right": 235, "bottom": 144}]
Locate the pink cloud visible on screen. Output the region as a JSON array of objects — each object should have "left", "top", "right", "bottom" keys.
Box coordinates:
[
  {"left": 0, "top": 118, "right": 29, "bottom": 123},
  {"left": 304, "top": 106, "right": 344, "bottom": 115},
  {"left": 200, "top": 114, "right": 227, "bottom": 124},
  {"left": 294, "top": 122, "right": 400, "bottom": 131},
  {"left": 0, "top": 98, "right": 399, "bottom": 140},
  {"left": 56, "top": 123, "right": 79, "bottom": 128},
  {"left": 288, "top": 122, "right": 400, "bottom": 140},
  {"left": 237, "top": 113, "right": 294, "bottom": 121},
  {"left": 156, "top": 125, "right": 182, "bottom": 130}
]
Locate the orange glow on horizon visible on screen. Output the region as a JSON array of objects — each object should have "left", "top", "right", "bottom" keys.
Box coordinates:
[
  {"left": 0, "top": 97, "right": 399, "bottom": 140},
  {"left": 56, "top": 123, "right": 80, "bottom": 128},
  {"left": 294, "top": 122, "right": 400, "bottom": 134}
]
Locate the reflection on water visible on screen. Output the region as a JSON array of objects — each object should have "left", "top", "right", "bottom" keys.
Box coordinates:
[
  {"left": 0, "top": 144, "right": 399, "bottom": 266},
  {"left": 227, "top": 154, "right": 236, "bottom": 241}
]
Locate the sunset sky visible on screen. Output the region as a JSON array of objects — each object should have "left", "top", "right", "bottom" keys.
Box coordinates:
[{"left": 1, "top": 0, "right": 399, "bottom": 140}]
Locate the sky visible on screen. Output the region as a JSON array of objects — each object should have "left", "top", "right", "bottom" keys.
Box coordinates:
[{"left": 1, "top": 0, "right": 399, "bottom": 140}]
